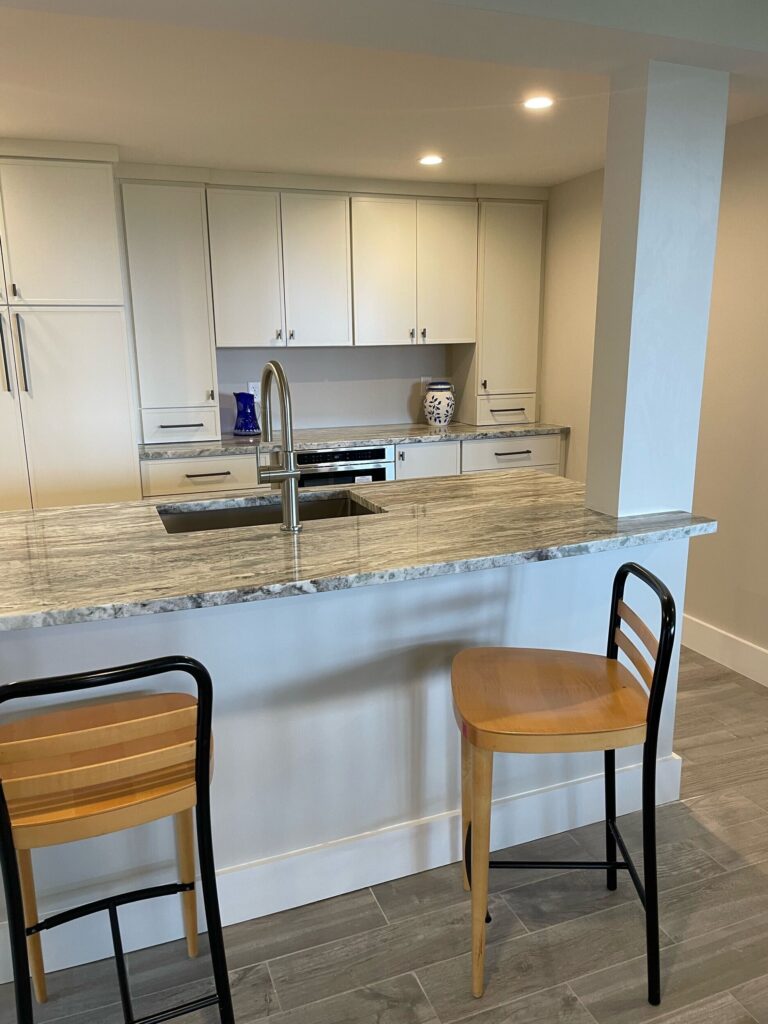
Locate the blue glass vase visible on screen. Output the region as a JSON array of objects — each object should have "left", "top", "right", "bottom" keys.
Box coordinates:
[{"left": 233, "top": 392, "right": 260, "bottom": 436}]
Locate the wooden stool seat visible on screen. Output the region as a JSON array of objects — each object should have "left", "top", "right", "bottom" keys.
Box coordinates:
[{"left": 452, "top": 647, "right": 649, "bottom": 754}]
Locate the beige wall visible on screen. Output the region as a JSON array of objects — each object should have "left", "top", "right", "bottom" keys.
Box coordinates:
[
  {"left": 541, "top": 113, "right": 768, "bottom": 657},
  {"left": 539, "top": 169, "right": 603, "bottom": 482}
]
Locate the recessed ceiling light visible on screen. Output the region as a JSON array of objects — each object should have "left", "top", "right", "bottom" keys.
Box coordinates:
[
  {"left": 419, "top": 154, "right": 443, "bottom": 166},
  {"left": 523, "top": 96, "right": 554, "bottom": 110}
]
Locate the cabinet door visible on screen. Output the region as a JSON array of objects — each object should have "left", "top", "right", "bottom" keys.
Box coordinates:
[
  {"left": 417, "top": 200, "right": 477, "bottom": 344},
  {"left": 13, "top": 308, "right": 140, "bottom": 508},
  {"left": 207, "top": 188, "right": 285, "bottom": 348},
  {"left": 0, "top": 308, "right": 32, "bottom": 510},
  {"left": 352, "top": 197, "right": 417, "bottom": 346},
  {"left": 123, "top": 184, "right": 218, "bottom": 409},
  {"left": 478, "top": 202, "right": 543, "bottom": 394},
  {"left": 281, "top": 193, "right": 352, "bottom": 347},
  {"left": 0, "top": 161, "right": 123, "bottom": 305},
  {"left": 395, "top": 442, "right": 460, "bottom": 479}
]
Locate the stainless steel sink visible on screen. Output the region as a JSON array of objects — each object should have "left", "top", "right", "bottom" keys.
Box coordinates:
[{"left": 158, "top": 492, "right": 378, "bottom": 534}]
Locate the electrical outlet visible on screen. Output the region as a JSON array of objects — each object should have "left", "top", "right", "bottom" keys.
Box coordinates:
[{"left": 247, "top": 381, "right": 259, "bottom": 396}]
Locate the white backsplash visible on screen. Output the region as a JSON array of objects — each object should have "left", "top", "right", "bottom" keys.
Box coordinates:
[{"left": 216, "top": 345, "right": 453, "bottom": 432}]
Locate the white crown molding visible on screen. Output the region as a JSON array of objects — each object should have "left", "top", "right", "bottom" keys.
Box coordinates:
[{"left": 0, "top": 138, "right": 120, "bottom": 162}]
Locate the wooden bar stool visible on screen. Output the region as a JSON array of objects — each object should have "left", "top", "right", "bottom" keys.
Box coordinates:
[
  {"left": 0, "top": 656, "right": 235, "bottom": 1024},
  {"left": 453, "top": 562, "right": 675, "bottom": 1007}
]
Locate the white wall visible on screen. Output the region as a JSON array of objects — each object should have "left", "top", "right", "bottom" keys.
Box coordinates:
[
  {"left": 216, "top": 345, "right": 452, "bottom": 432},
  {"left": 541, "top": 112, "right": 768, "bottom": 676},
  {"left": 539, "top": 169, "right": 603, "bottom": 481}
]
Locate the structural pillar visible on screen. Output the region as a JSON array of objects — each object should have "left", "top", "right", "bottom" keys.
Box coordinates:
[{"left": 585, "top": 61, "right": 729, "bottom": 516}]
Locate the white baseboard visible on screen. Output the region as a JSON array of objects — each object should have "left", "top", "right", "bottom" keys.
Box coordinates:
[
  {"left": 0, "top": 754, "right": 681, "bottom": 983},
  {"left": 683, "top": 613, "right": 768, "bottom": 689}
]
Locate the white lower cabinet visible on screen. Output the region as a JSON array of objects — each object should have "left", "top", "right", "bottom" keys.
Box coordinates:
[
  {"left": 395, "top": 442, "right": 460, "bottom": 479},
  {"left": 9, "top": 308, "right": 140, "bottom": 508},
  {"left": 141, "top": 408, "right": 220, "bottom": 445},
  {"left": 140, "top": 456, "right": 260, "bottom": 497},
  {"left": 0, "top": 308, "right": 32, "bottom": 509},
  {"left": 461, "top": 434, "right": 561, "bottom": 474}
]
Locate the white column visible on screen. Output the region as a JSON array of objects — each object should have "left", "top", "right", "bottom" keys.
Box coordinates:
[{"left": 585, "top": 61, "right": 729, "bottom": 516}]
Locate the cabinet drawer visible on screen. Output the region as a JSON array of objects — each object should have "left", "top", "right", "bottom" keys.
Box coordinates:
[
  {"left": 472, "top": 394, "right": 536, "bottom": 425},
  {"left": 141, "top": 407, "right": 219, "bottom": 444},
  {"left": 461, "top": 434, "right": 560, "bottom": 473},
  {"left": 141, "top": 456, "right": 258, "bottom": 496},
  {"left": 395, "top": 441, "right": 460, "bottom": 479}
]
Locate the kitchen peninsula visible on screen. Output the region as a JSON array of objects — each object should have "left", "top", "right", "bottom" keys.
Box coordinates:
[{"left": 0, "top": 470, "right": 714, "bottom": 979}]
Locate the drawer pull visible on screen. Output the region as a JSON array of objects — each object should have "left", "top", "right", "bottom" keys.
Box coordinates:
[
  {"left": 491, "top": 407, "right": 526, "bottom": 413},
  {"left": 494, "top": 450, "right": 532, "bottom": 457},
  {"left": 184, "top": 471, "right": 233, "bottom": 479},
  {"left": 159, "top": 422, "right": 205, "bottom": 429}
]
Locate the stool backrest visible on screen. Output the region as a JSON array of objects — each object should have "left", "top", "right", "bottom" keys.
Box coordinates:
[{"left": 607, "top": 563, "right": 676, "bottom": 750}]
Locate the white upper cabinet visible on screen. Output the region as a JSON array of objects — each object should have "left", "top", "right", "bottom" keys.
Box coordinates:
[
  {"left": 12, "top": 307, "right": 139, "bottom": 508},
  {"left": 0, "top": 308, "right": 32, "bottom": 510},
  {"left": 281, "top": 192, "right": 352, "bottom": 347},
  {"left": 122, "top": 183, "right": 218, "bottom": 410},
  {"left": 0, "top": 160, "right": 123, "bottom": 306},
  {"left": 352, "top": 197, "right": 417, "bottom": 346},
  {"left": 478, "top": 201, "right": 543, "bottom": 394},
  {"left": 417, "top": 200, "right": 478, "bottom": 345},
  {"left": 207, "top": 188, "right": 285, "bottom": 348}
]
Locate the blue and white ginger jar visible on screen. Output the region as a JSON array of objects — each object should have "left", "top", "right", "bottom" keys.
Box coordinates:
[{"left": 423, "top": 380, "right": 455, "bottom": 427}]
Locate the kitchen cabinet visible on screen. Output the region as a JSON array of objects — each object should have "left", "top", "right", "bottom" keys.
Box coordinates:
[
  {"left": 0, "top": 160, "right": 123, "bottom": 306},
  {"left": 140, "top": 455, "right": 261, "bottom": 497},
  {"left": 5, "top": 308, "right": 139, "bottom": 509},
  {"left": 207, "top": 188, "right": 285, "bottom": 348},
  {"left": 461, "top": 434, "right": 561, "bottom": 474},
  {"left": 417, "top": 200, "right": 477, "bottom": 345},
  {"left": 281, "top": 192, "right": 352, "bottom": 347},
  {"left": 122, "top": 183, "right": 219, "bottom": 438},
  {"left": 0, "top": 308, "right": 32, "bottom": 509},
  {"left": 352, "top": 197, "right": 417, "bottom": 346},
  {"left": 455, "top": 201, "right": 544, "bottom": 424},
  {"left": 395, "top": 441, "right": 460, "bottom": 479}
]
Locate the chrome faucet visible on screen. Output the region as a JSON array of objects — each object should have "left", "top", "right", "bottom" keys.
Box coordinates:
[{"left": 257, "top": 360, "right": 301, "bottom": 533}]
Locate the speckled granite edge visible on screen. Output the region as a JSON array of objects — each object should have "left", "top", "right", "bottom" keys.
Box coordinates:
[
  {"left": 0, "top": 518, "right": 715, "bottom": 632},
  {"left": 138, "top": 422, "right": 569, "bottom": 460}
]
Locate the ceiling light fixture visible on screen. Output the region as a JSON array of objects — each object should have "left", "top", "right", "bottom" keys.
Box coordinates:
[
  {"left": 419, "top": 154, "right": 443, "bottom": 166},
  {"left": 523, "top": 96, "right": 554, "bottom": 110}
]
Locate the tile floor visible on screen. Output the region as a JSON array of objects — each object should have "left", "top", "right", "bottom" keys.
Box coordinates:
[{"left": 3, "top": 647, "right": 768, "bottom": 1023}]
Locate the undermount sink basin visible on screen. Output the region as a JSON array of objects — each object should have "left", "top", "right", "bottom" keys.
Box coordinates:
[{"left": 158, "top": 491, "right": 379, "bottom": 534}]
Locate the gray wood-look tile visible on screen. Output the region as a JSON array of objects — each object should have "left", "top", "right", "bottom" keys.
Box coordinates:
[
  {"left": 572, "top": 910, "right": 768, "bottom": 1024},
  {"left": 502, "top": 867, "right": 637, "bottom": 931},
  {"left": 650, "top": 992, "right": 758, "bottom": 1024},
  {"left": 658, "top": 861, "right": 768, "bottom": 943},
  {"left": 371, "top": 831, "right": 586, "bottom": 922},
  {"left": 449, "top": 983, "right": 595, "bottom": 1023},
  {"left": 416, "top": 902, "right": 664, "bottom": 1023},
  {"left": 268, "top": 895, "right": 524, "bottom": 1011},
  {"left": 223, "top": 889, "right": 387, "bottom": 970},
  {"left": 732, "top": 973, "right": 768, "bottom": 1023},
  {"left": 265, "top": 974, "right": 438, "bottom": 1024},
  {"left": 681, "top": 791, "right": 768, "bottom": 830}
]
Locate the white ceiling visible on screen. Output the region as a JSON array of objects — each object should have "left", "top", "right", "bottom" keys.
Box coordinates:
[{"left": 0, "top": 1, "right": 767, "bottom": 186}]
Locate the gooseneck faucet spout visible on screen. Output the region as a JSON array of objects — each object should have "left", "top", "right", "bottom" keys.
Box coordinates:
[{"left": 257, "top": 360, "right": 301, "bottom": 533}]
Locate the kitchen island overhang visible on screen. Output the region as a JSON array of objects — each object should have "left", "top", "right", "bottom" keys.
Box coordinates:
[{"left": 0, "top": 471, "right": 714, "bottom": 980}]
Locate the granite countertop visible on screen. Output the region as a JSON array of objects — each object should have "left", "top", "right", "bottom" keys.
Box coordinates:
[
  {"left": 0, "top": 470, "right": 714, "bottom": 631},
  {"left": 138, "top": 421, "right": 569, "bottom": 460}
]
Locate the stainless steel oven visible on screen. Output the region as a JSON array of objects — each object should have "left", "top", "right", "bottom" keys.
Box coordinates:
[{"left": 296, "top": 445, "right": 395, "bottom": 488}]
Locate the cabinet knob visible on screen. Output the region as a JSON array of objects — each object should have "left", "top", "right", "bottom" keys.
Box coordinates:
[
  {"left": 409, "top": 328, "right": 416, "bottom": 342},
  {"left": 481, "top": 379, "right": 488, "bottom": 390},
  {"left": 398, "top": 451, "right": 405, "bottom": 461},
  {"left": 11, "top": 283, "right": 18, "bottom": 298},
  {"left": 288, "top": 329, "right": 295, "bottom": 340},
  {"left": 276, "top": 328, "right": 283, "bottom": 340},
  {"left": 207, "top": 389, "right": 215, "bottom": 401},
  {"left": 421, "top": 328, "right": 427, "bottom": 342}
]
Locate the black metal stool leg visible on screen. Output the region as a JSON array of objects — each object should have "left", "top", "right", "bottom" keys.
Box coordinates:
[
  {"left": 642, "top": 743, "right": 661, "bottom": 1006},
  {"left": 196, "top": 799, "right": 235, "bottom": 1024},
  {"left": 0, "top": 790, "right": 34, "bottom": 1024},
  {"left": 605, "top": 749, "right": 617, "bottom": 891}
]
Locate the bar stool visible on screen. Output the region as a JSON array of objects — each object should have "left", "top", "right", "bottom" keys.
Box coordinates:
[
  {"left": 453, "top": 562, "right": 675, "bottom": 1006},
  {"left": 0, "top": 655, "right": 235, "bottom": 1024}
]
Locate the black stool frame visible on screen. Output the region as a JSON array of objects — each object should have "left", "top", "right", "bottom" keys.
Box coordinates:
[
  {"left": 464, "top": 562, "right": 676, "bottom": 1006},
  {"left": 0, "top": 655, "right": 235, "bottom": 1024}
]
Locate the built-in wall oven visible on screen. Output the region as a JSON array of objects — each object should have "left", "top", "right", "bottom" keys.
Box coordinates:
[{"left": 296, "top": 446, "right": 395, "bottom": 488}]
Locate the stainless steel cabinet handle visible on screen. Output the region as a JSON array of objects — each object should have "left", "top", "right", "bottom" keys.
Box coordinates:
[
  {"left": 491, "top": 407, "right": 526, "bottom": 413},
  {"left": 494, "top": 449, "right": 532, "bottom": 457},
  {"left": 0, "top": 316, "right": 11, "bottom": 392},
  {"left": 159, "top": 422, "right": 205, "bottom": 429},
  {"left": 276, "top": 328, "right": 283, "bottom": 340},
  {"left": 184, "top": 471, "right": 232, "bottom": 479},
  {"left": 207, "top": 389, "right": 215, "bottom": 401},
  {"left": 410, "top": 328, "right": 416, "bottom": 342},
  {"left": 14, "top": 314, "right": 29, "bottom": 392},
  {"left": 421, "top": 328, "right": 427, "bottom": 342},
  {"left": 288, "top": 329, "right": 295, "bottom": 340},
  {"left": 398, "top": 451, "right": 405, "bottom": 461}
]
